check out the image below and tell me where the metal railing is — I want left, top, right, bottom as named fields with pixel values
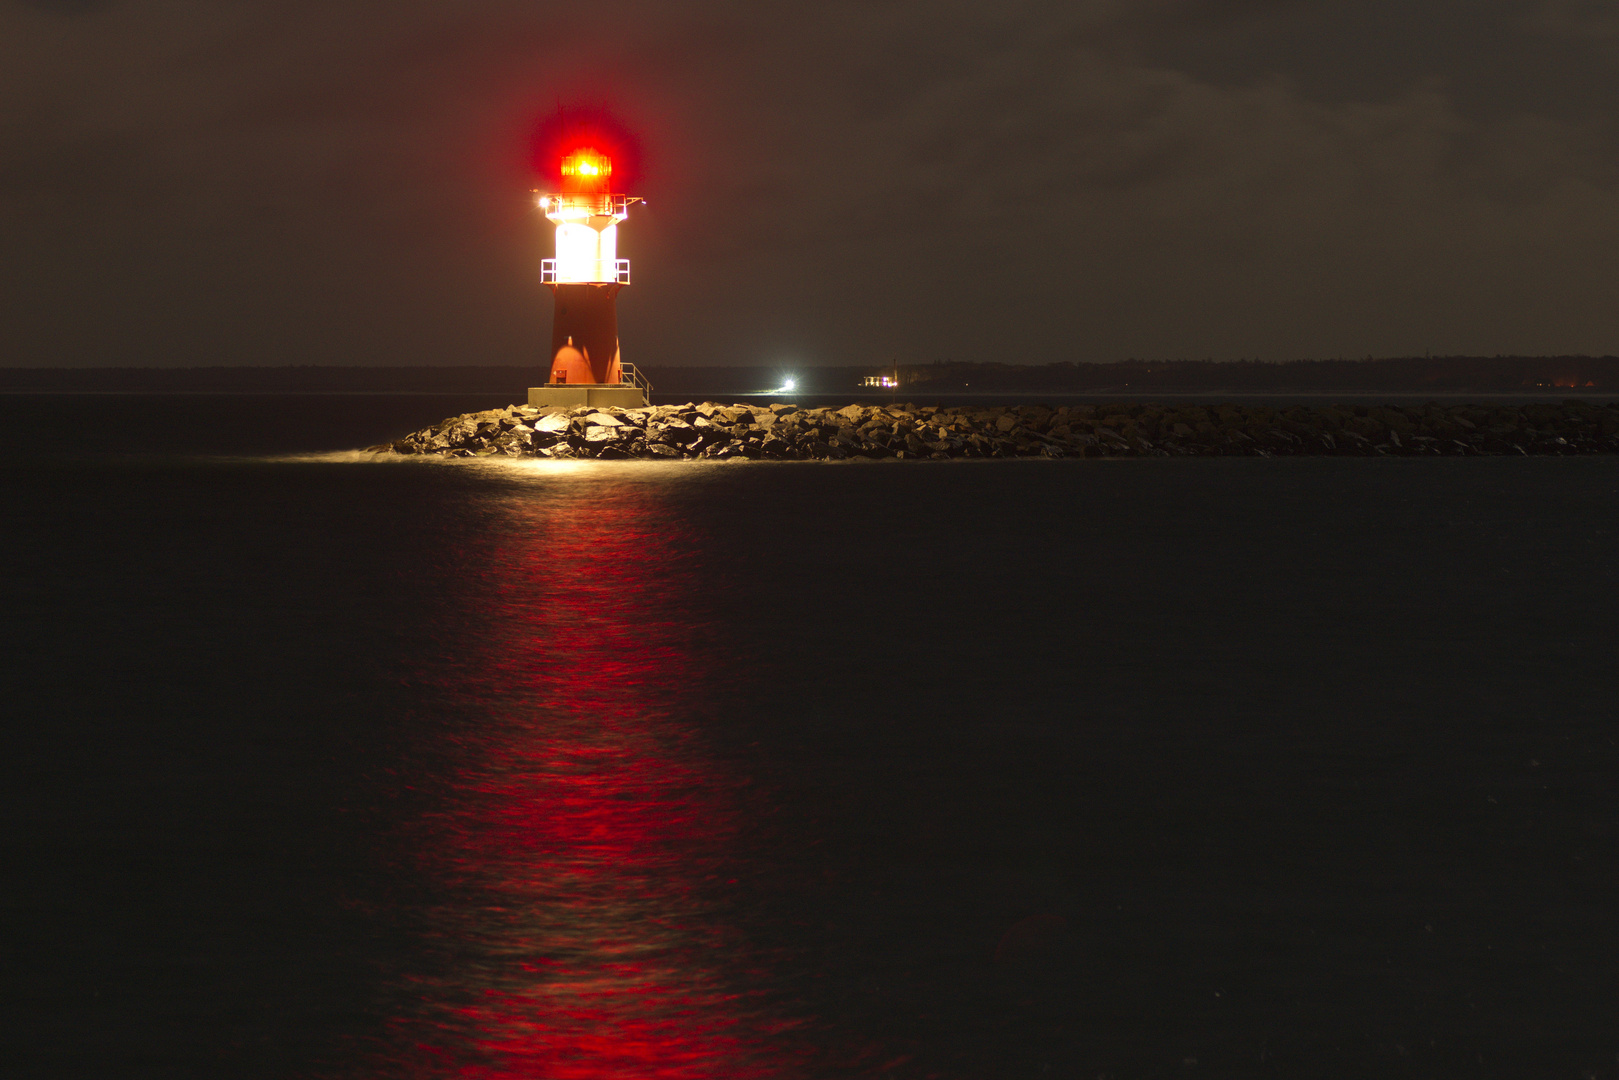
left=538, top=194, right=636, bottom=223
left=540, top=258, right=632, bottom=285
left=619, top=363, right=652, bottom=399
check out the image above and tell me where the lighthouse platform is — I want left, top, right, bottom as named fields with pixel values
left=529, top=362, right=652, bottom=408
left=528, top=383, right=648, bottom=409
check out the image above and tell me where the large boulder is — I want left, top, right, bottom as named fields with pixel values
left=654, top=419, right=699, bottom=444
left=584, top=426, right=630, bottom=445
left=533, top=414, right=571, bottom=434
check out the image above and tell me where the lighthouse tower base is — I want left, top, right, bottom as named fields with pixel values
left=528, top=384, right=648, bottom=409
left=531, top=280, right=647, bottom=408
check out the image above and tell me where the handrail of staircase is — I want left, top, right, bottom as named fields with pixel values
left=619, top=362, right=653, bottom=399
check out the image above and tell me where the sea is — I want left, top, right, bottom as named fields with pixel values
left=4, top=393, right=1619, bottom=1079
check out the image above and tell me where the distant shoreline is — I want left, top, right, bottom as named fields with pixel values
left=0, top=389, right=522, bottom=397
left=3, top=357, right=1617, bottom=397
left=6, top=391, right=1617, bottom=415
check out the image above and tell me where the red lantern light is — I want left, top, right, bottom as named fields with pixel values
left=559, top=148, right=612, bottom=192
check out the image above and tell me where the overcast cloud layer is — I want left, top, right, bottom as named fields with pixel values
left=4, top=0, right=1619, bottom=367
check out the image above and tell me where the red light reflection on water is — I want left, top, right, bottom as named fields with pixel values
left=371, top=472, right=804, bottom=1079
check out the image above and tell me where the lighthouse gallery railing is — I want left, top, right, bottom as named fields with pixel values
left=541, top=259, right=631, bottom=285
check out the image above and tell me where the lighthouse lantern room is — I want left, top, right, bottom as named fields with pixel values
left=528, top=147, right=649, bottom=409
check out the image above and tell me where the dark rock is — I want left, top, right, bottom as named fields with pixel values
left=657, top=419, right=700, bottom=444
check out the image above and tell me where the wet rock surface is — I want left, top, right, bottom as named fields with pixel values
left=367, top=400, right=1619, bottom=460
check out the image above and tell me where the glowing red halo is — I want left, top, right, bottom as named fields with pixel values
left=528, top=106, right=641, bottom=190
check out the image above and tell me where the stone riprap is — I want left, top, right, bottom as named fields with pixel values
left=367, top=400, right=1619, bottom=460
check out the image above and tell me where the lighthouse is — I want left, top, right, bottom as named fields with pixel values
left=528, top=147, right=650, bottom=409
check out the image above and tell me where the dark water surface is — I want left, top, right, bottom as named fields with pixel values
left=4, top=397, right=1619, bottom=1078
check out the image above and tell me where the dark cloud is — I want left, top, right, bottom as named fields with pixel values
left=1123, top=0, right=1619, bottom=121
left=12, top=0, right=116, bottom=13
left=3, top=0, right=1619, bottom=367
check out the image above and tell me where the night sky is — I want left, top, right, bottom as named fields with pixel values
left=5, top=0, right=1619, bottom=369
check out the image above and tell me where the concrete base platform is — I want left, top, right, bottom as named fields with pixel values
left=528, top=384, right=648, bottom=409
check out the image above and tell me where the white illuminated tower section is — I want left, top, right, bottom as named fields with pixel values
left=529, top=148, right=646, bottom=408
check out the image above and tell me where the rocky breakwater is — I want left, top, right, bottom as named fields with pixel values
left=368, top=400, right=1619, bottom=460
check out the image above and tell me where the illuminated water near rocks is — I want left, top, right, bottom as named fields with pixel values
left=360, top=473, right=807, bottom=1078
